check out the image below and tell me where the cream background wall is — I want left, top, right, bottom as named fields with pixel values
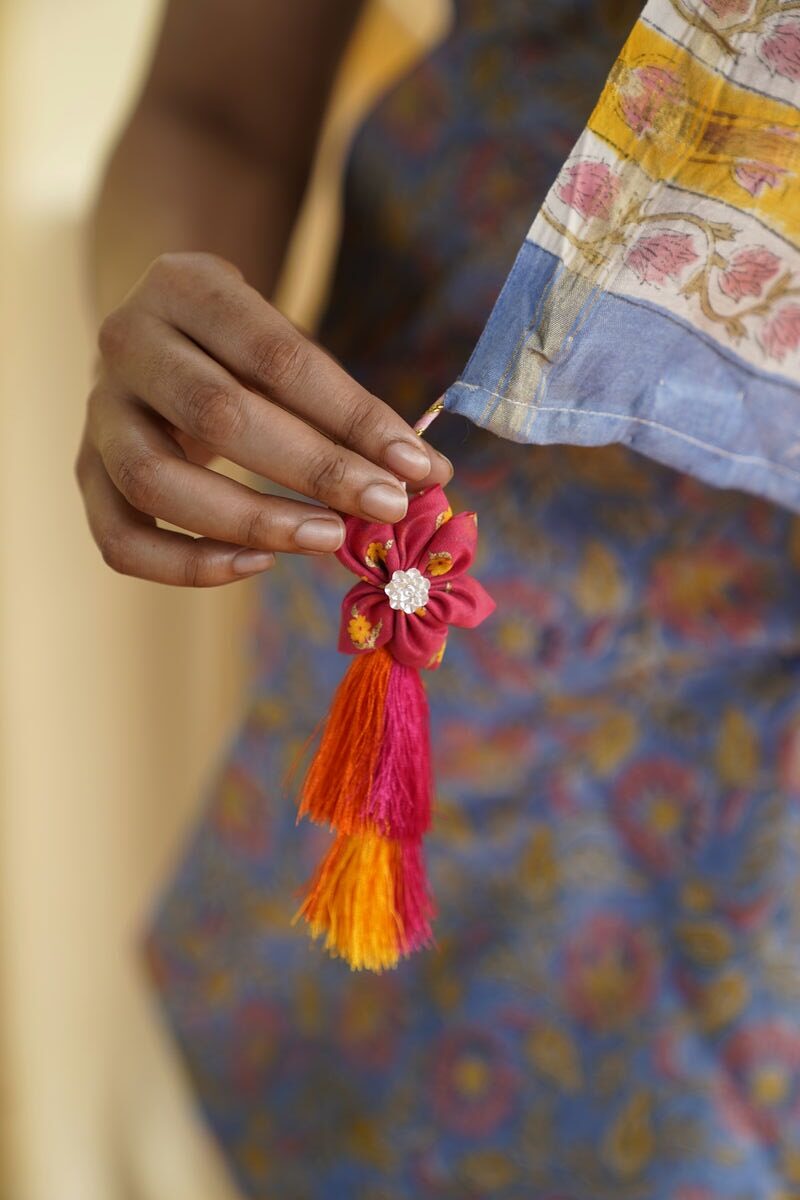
left=0, top=2, right=446, bottom=1197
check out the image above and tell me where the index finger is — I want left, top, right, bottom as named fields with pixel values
left=145, top=254, right=453, bottom=486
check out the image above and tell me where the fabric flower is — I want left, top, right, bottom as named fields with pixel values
left=555, top=159, right=620, bottom=221
left=337, top=485, right=495, bottom=669
left=719, top=246, right=781, bottom=301
left=759, top=19, right=800, bottom=82
left=625, top=230, right=699, bottom=286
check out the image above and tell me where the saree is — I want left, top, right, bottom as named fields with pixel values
left=146, top=3, right=800, bottom=1197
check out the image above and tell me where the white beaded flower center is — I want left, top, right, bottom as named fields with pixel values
left=384, top=567, right=430, bottom=614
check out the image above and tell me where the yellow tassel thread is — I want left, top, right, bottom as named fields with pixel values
left=292, top=831, right=402, bottom=971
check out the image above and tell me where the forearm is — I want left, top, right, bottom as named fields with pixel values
left=90, top=98, right=305, bottom=317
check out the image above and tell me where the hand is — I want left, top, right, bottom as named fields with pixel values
left=76, top=252, right=452, bottom=586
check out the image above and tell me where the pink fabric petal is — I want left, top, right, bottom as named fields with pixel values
left=338, top=582, right=394, bottom=656
left=390, top=610, right=448, bottom=670
left=422, top=510, right=478, bottom=580
left=337, top=518, right=399, bottom=582
left=426, top=575, right=496, bottom=629
left=394, top=485, right=452, bottom=569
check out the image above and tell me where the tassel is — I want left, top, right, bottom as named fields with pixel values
left=292, top=831, right=434, bottom=971
left=292, top=652, right=434, bottom=970
left=292, top=482, right=495, bottom=971
left=395, top=839, right=435, bottom=955
left=365, top=659, right=432, bottom=839
left=296, top=647, right=393, bottom=834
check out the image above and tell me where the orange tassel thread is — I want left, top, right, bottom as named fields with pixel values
left=296, top=647, right=393, bottom=834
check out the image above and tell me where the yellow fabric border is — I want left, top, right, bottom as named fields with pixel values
left=588, top=20, right=800, bottom=244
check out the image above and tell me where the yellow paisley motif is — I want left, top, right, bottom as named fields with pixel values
left=603, top=1091, right=654, bottom=1179
left=459, top=1149, right=517, bottom=1192
left=520, top=825, right=559, bottom=902
left=582, top=709, right=637, bottom=774
left=526, top=1022, right=582, bottom=1092
left=676, top=920, right=733, bottom=966
left=716, top=707, right=759, bottom=788
left=345, top=1116, right=392, bottom=1168
left=681, top=879, right=714, bottom=912
left=573, top=542, right=626, bottom=617
left=781, top=1144, right=800, bottom=1186
left=697, top=970, right=749, bottom=1033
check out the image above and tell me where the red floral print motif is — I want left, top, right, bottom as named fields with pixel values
left=555, top=159, right=620, bottom=221
left=648, top=540, right=768, bottom=643
left=336, top=484, right=494, bottom=670
left=465, top=576, right=566, bottom=690
left=625, top=230, right=699, bottom=286
left=759, top=19, right=800, bottom=81
left=430, top=1027, right=521, bottom=1136
left=717, top=1021, right=800, bottom=1143
left=230, top=999, right=285, bottom=1096
left=210, top=765, right=271, bottom=857
left=563, top=914, right=658, bottom=1033
left=761, top=303, right=800, bottom=361
left=612, top=757, right=709, bottom=873
left=732, top=159, right=788, bottom=196
left=719, top=247, right=781, bottom=301
left=617, top=65, right=683, bottom=136
left=335, top=975, right=401, bottom=1069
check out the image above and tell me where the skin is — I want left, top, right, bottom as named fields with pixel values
left=77, top=0, right=452, bottom=587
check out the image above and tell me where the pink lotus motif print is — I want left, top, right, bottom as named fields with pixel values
left=701, top=0, right=751, bottom=15
left=671, top=0, right=800, bottom=63
left=625, top=230, right=699, bottom=286
left=555, top=160, right=620, bottom=221
left=759, top=19, right=800, bottom=81
left=617, top=65, right=683, bottom=136
left=543, top=148, right=799, bottom=364
left=761, top=304, right=800, bottom=360
left=732, top=159, right=788, bottom=196
left=719, top=247, right=782, bottom=301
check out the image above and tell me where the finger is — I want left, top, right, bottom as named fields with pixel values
left=99, top=318, right=411, bottom=525
left=76, top=441, right=276, bottom=587
left=136, top=253, right=453, bottom=484
left=93, top=390, right=346, bottom=554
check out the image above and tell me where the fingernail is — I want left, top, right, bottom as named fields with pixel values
left=360, top=482, right=408, bottom=522
left=294, top=517, right=345, bottom=551
left=435, top=451, right=454, bottom=481
left=232, top=549, right=275, bottom=575
left=384, top=439, right=432, bottom=481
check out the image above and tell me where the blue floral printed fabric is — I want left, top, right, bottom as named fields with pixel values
left=146, top=3, right=800, bottom=1197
